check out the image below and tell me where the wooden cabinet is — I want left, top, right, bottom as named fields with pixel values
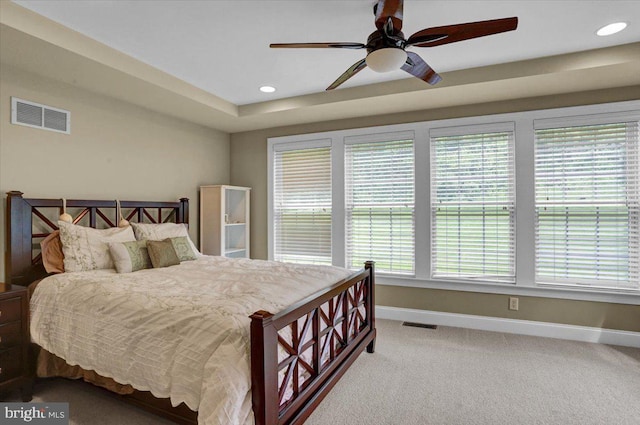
left=200, top=185, right=251, bottom=258
left=0, top=283, right=32, bottom=401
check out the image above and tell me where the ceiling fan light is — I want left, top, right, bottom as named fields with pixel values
left=366, top=48, right=407, bottom=73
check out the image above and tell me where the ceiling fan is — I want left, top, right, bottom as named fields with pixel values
left=270, top=0, right=518, bottom=90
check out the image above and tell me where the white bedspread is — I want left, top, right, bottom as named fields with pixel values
left=30, top=256, right=353, bottom=425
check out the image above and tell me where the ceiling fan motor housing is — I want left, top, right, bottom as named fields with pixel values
left=366, top=30, right=406, bottom=54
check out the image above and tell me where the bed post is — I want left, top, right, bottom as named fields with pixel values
left=179, top=197, right=189, bottom=225
left=365, top=261, right=376, bottom=353
left=250, top=310, right=279, bottom=425
left=6, top=191, right=31, bottom=286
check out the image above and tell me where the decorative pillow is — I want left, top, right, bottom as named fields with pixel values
left=40, top=230, right=65, bottom=274
left=130, top=222, right=200, bottom=256
left=147, top=239, right=180, bottom=268
left=108, top=240, right=152, bottom=273
left=58, top=221, right=136, bottom=272
left=169, top=236, right=197, bottom=262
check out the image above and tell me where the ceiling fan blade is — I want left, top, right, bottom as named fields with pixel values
left=326, top=58, right=368, bottom=90
left=270, top=42, right=365, bottom=49
left=407, top=17, right=518, bottom=47
left=401, top=52, right=442, bottom=85
left=375, top=0, right=403, bottom=35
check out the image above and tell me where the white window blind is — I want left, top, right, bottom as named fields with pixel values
left=273, top=146, right=332, bottom=264
left=345, top=137, right=415, bottom=274
left=535, top=119, right=639, bottom=290
left=430, top=126, right=516, bottom=282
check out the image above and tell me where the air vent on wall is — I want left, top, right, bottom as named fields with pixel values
left=11, top=97, right=70, bottom=134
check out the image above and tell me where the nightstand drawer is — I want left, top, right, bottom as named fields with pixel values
left=0, top=296, right=22, bottom=324
left=0, top=346, right=23, bottom=382
left=0, top=322, right=22, bottom=349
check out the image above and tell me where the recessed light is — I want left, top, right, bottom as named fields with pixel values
left=596, top=22, right=627, bottom=36
left=260, top=86, right=276, bottom=93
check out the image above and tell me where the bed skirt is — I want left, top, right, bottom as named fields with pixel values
left=36, top=347, right=135, bottom=395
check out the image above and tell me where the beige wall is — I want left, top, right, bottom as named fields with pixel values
left=0, top=63, right=230, bottom=279
left=378, top=286, right=640, bottom=332
left=230, top=85, right=640, bottom=332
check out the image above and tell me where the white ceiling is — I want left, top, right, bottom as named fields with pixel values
left=12, top=0, right=640, bottom=106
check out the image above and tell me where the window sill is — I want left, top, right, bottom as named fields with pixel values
left=376, top=275, right=640, bottom=305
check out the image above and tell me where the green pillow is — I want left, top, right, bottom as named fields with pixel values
left=109, top=240, right=152, bottom=273
left=169, top=236, right=197, bottom=262
left=147, top=239, right=180, bottom=268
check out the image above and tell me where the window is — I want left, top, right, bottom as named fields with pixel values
left=345, top=134, right=415, bottom=274
left=268, top=101, right=640, bottom=301
left=273, top=144, right=332, bottom=264
left=535, top=117, right=639, bottom=290
left=430, top=124, right=516, bottom=282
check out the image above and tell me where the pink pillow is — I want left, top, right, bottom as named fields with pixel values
left=40, top=230, right=65, bottom=274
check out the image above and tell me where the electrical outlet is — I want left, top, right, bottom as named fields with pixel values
left=509, top=297, right=519, bottom=311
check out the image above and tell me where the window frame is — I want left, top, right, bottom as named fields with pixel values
left=533, top=112, right=640, bottom=290
left=344, top=131, right=416, bottom=275
left=429, top=122, right=516, bottom=283
left=267, top=100, right=640, bottom=305
left=269, top=138, right=333, bottom=265
left=271, top=140, right=333, bottom=265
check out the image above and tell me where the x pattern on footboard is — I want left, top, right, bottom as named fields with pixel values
left=251, top=262, right=376, bottom=425
left=277, top=279, right=368, bottom=408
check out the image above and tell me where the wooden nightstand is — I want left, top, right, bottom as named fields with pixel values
left=0, top=283, right=33, bottom=401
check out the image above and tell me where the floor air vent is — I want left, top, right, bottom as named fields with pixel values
left=11, top=97, right=70, bottom=134
left=402, top=322, right=437, bottom=329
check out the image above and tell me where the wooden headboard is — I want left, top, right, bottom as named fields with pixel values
left=5, top=191, right=189, bottom=287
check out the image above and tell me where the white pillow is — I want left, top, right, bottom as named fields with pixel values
left=58, top=221, right=136, bottom=272
left=130, top=222, right=201, bottom=256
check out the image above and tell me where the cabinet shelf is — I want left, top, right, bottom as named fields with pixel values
left=200, top=185, right=251, bottom=258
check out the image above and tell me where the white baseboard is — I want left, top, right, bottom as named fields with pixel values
left=376, top=306, right=640, bottom=348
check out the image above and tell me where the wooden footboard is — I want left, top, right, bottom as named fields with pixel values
left=250, top=262, right=376, bottom=425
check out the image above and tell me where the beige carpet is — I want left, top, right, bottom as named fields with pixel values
left=4, top=319, right=639, bottom=425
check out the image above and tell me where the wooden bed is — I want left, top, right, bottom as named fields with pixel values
left=5, top=191, right=376, bottom=425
